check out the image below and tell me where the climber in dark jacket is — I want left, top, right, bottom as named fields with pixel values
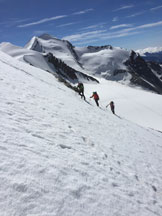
left=106, top=101, right=115, bottom=114
left=77, top=83, right=86, bottom=100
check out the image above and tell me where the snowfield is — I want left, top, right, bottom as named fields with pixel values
left=0, top=51, right=162, bottom=216
left=75, top=47, right=129, bottom=77
left=85, top=79, right=162, bottom=132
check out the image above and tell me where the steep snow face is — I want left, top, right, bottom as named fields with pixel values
left=1, top=51, right=162, bottom=216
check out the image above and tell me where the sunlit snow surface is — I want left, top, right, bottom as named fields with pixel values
left=0, top=51, right=162, bottom=216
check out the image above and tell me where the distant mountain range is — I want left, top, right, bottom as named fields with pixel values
left=136, top=47, right=162, bottom=64
left=0, top=34, right=162, bottom=94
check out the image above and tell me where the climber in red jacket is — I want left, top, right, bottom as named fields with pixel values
left=90, top=92, right=99, bottom=107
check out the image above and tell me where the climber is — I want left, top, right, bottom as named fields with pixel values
left=106, top=101, right=115, bottom=114
left=90, top=92, right=100, bottom=106
left=77, top=82, right=86, bottom=100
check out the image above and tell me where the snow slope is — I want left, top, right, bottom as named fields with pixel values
left=0, top=51, right=162, bottom=216
left=85, top=79, right=162, bottom=132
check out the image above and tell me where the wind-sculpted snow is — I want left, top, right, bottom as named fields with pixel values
left=0, top=51, right=162, bottom=216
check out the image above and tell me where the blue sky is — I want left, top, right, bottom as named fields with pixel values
left=0, top=0, right=162, bottom=50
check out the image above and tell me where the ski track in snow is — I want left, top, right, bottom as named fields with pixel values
left=0, top=52, right=162, bottom=216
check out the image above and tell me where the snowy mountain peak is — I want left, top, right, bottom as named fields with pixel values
left=129, top=50, right=139, bottom=60
left=25, top=35, right=62, bottom=52
left=87, top=45, right=113, bottom=52
left=38, top=33, right=59, bottom=41
left=38, top=34, right=75, bottom=50
left=25, top=36, right=39, bottom=49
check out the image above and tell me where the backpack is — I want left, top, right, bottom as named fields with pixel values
left=78, top=83, right=83, bottom=89
left=110, top=101, right=114, bottom=107
left=93, top=92, right=99, bottom=100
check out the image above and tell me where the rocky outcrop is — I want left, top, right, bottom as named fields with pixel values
left=87, top=45, right=113, bottom=52
left=124, top=51, right=162, bottom=94
left=46, top=53, right=99, bottom=84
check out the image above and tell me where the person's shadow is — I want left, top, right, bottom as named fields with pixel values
left=84, top=99, right=92, bottom=105
left=114, top=114, right=122, bottom=119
